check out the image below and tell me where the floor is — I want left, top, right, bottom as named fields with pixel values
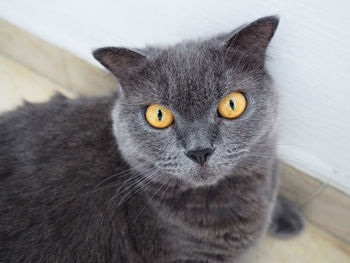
left=1, top=52, right=350, bottom=262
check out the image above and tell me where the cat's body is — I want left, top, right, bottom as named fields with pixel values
left=0, top=95, right=276, bottom=262
left=0, top=17, right=303, bottom=262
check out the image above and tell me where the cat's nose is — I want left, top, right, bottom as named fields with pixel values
left=186, top=148, right=213, bottom=166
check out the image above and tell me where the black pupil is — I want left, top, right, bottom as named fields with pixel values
left=157, top=109, right=163, bottom=121
left=229, top=99, right=235, bottom=110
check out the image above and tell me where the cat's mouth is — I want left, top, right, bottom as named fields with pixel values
left=151, top=152, right=233, bottom=188
left=184, top=165, right=224, bottom=187
left=191, top=173, right=221, bottom=187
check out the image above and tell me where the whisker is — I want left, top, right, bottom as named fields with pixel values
left=135, top=180, right=166, bottom=220
left=116, top=171, right=163, bottom=207
left=109, top=168, right=160, bottom=207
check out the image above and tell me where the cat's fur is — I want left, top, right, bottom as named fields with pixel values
left=0, top=16, right=304, bottom=262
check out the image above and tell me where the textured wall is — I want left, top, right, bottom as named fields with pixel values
left=1, top=0, right=349, bottom=194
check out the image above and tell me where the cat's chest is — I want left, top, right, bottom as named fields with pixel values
left=152, top=189, right=271, bottom=262
left=139, top=175, right=275, bottom=262
left=159, top=210, right=254, bottom=263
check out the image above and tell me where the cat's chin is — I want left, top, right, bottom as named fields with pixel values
left=182, top=168, right=224, bottom=188
left=188, top=177, right=220, bottom=188
left=146, top=162, right=231, bottom=189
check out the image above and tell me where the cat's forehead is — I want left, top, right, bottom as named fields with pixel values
left=151, top=47, right=218, bottom=102
left=146, top=44, right=254, bottom=113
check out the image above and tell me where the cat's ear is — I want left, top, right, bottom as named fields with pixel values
left=93, top=47, right=147, bottom=82
left=224, top=16, right=279, bottom=62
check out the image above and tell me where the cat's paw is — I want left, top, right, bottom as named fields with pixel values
left=269, top=197, right=305, bottom=238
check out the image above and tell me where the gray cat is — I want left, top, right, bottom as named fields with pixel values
left=0, top=16, right=304, bottom=262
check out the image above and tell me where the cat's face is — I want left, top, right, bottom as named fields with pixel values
left=95, top=16, right=279, bottom=187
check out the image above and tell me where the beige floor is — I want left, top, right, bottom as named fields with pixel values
left=1, top=52, right=350, bottom=263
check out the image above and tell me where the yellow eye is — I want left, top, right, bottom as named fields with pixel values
left=217, top=92, right=246, bottom=119
left=145, top=104, right=174, bottom=128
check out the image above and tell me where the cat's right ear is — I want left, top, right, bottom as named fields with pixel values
left=223, top=16, right=279, bottom=63
left=93, top=47, right=147, bottom=82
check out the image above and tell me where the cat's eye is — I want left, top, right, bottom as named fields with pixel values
left=217, top=92, right=246, bottom=119
left=145, top=104, right=174, bottom=129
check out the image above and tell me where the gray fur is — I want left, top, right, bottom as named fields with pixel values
left=0, top=16, right=303, bottom=262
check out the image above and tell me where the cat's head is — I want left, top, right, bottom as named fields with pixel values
left=94, top=16, right=279, bottom=188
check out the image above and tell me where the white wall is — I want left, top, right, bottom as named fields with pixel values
left=1, top=0, right=350, bottom=194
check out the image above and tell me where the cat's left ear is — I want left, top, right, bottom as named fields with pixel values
left=93, top=47, right=147, bottom=83
left=224, top=16, right=279, bottom=62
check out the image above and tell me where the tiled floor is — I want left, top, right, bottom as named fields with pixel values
left=241, top=223, right=350, bottom=263
left=1, top=53, right=350, bottom=263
